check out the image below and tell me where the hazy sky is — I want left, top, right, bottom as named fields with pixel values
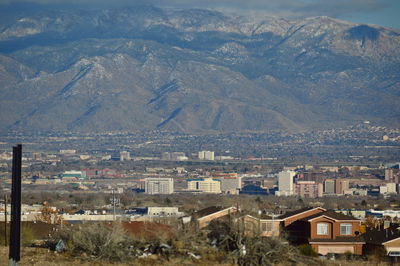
left=1, top=0, right=400, bottom=29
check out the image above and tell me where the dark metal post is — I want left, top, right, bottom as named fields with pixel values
left=9, top=144, right=22, bottom=266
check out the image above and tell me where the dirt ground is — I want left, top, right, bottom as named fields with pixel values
left=1, top=247, right=103, bottom=265
left=0, top=246, right=395, bottom=266
left=0, top=246, right=222, bottom=266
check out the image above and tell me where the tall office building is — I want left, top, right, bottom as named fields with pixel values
left=187, top=178, right=221, bottom=193
left=335, top=179, right=349, bottom=195
left=385, top=169, right=394, bottom=181
left=295, top=181, right=323, bottom=198
left=120, top=151, right=130, bottom=161
left=276, top=170, right=296, bottom=196
left=324, top=179, right=336, bottom=194
left=145, top=178, right=174, bottom=194
left=216, top=173, right=242, bottom=194
left=198, top=151, right=215, bottom=160
left=387, top=183, right=397, bottom=194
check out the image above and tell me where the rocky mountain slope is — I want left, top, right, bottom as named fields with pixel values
left=1, top=4, right=399, bottom=133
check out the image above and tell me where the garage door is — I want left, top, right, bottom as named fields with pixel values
left=318, top=245, right=354, bottom=255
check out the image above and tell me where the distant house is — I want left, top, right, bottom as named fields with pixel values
left=239, top=214, right=281, bottom=237
left=192, top=206, right=238, bottom=229
left=364, top=224, right=400, bottom=257
left=285, top=210, right=364, bottom=255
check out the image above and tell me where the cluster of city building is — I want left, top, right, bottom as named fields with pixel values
left=145, top=172, right=242, bottom=195
left=141, top=166, right=400, bottom=198
left=276, top=170, right=349, bottom=197
left=22, top=164, right=400, bottom=198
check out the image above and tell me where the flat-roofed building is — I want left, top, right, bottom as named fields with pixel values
left=295, top=181, right=323, bottom=198
left=120, top=151, right=130, bottom=161
left=276, top=170, right=296, bottom=196
left=198, top=151, right=215, bottom=160
left=145, top=178, right=174, bottom=194
left=335, top=179, right=349, bottom=195
left=187, top=178, right=221, bottom=193
left=324, top=179, right=335, bottom=195
left=215, top=173, right=242, bottom=194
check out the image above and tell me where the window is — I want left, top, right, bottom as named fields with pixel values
left=317, top=223, right=329, bottom=235
left=340, top=223, right=352, bottom=235
left=261, top=222, right=273, bottom=231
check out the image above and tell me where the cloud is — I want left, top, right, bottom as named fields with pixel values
left=0, top=0, right=394, bottom=19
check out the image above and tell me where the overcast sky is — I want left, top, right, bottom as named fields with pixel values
left=1, top=0, right=400, bottom=29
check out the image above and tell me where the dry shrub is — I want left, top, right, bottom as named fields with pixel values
left=59, top=222, right=140, bottom=262
left=21, top=225, right=37, bottom=247
left=298, top=244, right=318, bottom=257
left=239, top=237, right=321, bottom=266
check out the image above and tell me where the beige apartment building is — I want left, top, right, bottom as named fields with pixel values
left=187, top=178, right=221, bottom=193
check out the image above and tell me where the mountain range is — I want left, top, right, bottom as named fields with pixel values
left=1, top=4, right=399, bottom=134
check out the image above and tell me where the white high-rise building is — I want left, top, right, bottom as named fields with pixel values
left=198, top=151, right=215, bottom=160
left=387, top=183, right=397, bottom=194
left=216, top=173, right=242, bottom=194
left=276, top=170, right=296, bottom=196
left=120, top=151, right=130, bottom=161
left=324, top=179, right=336, bottom=195
left=145, top=178, right=174, bottom=194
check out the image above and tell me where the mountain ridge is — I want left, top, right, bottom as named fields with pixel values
left=0, top=4, right=399, bottom=134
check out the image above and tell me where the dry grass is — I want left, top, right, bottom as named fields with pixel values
left=0, top=246, right=232, bottom=265
left=1, top=246, right=397, bottom=265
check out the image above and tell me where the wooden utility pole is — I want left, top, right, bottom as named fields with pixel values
left=9, top=144, right=22, bottom=266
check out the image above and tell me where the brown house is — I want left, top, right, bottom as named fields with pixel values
left=239, top=214, right=281, bottom=237
left=238, top=207, right=326, bottom=238
left=193, top=206, right=238, bottom=229
left=286, top=210, right=364, bottom=255
left=278, top=206, right=326, bottom=227
left=364, top=224, right=400, bottom=257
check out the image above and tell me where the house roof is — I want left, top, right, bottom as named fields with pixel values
left=242, top=213, right=274, bottom=220
left=301, top=210, right=359, bottom=222
left=259, top=213, right=273, bottom=220
left=192, top=206, right=236, bottom=219
left=365, top=224, right=400, bottom=245
left=277, top=207, right=325, bottom=220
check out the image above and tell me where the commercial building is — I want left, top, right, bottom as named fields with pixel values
left=215, top=173, right=242, bottom=194
left=60, top=149, right=76, bottom=155
left=295, top=181, right=323, bottom=198
left=62, top=170, right=85, bottom=179
left=187, top=178, right=221, bottom=193
left=198, top=151, right=215, bottom=160
left=147, top=207, right=184, bottom=217
left=380, top=183, right=397, bottom=195
left=323, top=179, right=335, bottom=195
left=335, top=179, right=349, bottom=195
left=385, top=168, right=400, bottom=183
left=120, top=151, right=131, bottom=161
left=161, top=152, right=188, bottom=161
left=276, top=170, right=296, bottom=196
left=385, top=169, right=394, bottom=181
left=144, top=178, right=174, bottom=195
